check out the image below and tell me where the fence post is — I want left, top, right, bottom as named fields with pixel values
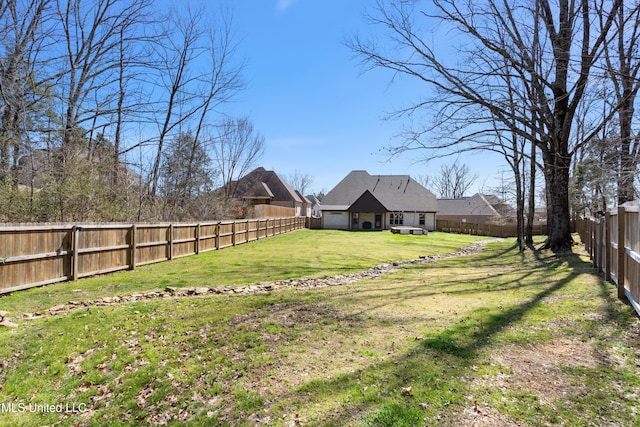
left=215, top=222, right=220, bottom=250
left=232, top=221, right=236, bottom=246
left=169, top=224, right=174, bottom=260
left=618, top=206, right=626, bottom=299
left=130, top=224, right=137, bottom=270
left=605, top=212, right=611, bottom=281
left=195, top=223, right=200, bottom=254
left=71, top=225, right=79, bottom=280
left=587, top=220, right=592, bottom=256
left=591, top=220, right=600, bottom=268
left=595, top=219, right=601, bottom=269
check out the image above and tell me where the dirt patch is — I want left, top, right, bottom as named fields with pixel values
left=454, top=338, right=605, bottom=426
left=479, top=338, right=603, bottom=403
left=452, top=404, right=529, bottom=427
left=229, top=302, right=345, bottom=329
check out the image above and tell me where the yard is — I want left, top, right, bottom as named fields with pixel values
left=0, top=230, right=639, bottom=426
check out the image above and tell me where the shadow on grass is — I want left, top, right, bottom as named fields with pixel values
left=282, top=242, right=598, bottom=426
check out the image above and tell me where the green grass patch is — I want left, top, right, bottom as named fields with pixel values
left=0, top=230, right=483, bottom=316
left=0, top=233, right=639, bottom=426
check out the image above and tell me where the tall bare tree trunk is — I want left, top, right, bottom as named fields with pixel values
left=525, top=140, right=537, bottom=245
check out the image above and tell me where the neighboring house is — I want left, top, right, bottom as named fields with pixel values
left=533, top=207, right=547, bottom=225
left=437, top=193, right=515, bottom=224
left=305, top=194, right=322, bottom=218
left=221, top=167, right=309, bottom=217
left=320, top=170, right=438, bottom=231
left=295, top=190, right=312, bottom=218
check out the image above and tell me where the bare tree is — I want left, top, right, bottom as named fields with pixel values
left=602, top=2, right=640, bottom=204
left=286, top=169, right=314, bottom=195
left=147, top=7, right=205, bottom=197
left=350, top=0, right=629, bottom=251
left=433, top=161, right=476, bottom=199
left=55, top=0, right=152, bottom=149
left=147, top=6, right=245, bottom=199
left=211, top=117, right=265, bottom=200
left=0, top=0, right=50, bottom=186
left=413, top=174, right=432, bottom=191
left=108, top=0, right=156, bottom=185
left=0, top=0, right=251, bottom=222
left=185, top=12, right=245, bottom=203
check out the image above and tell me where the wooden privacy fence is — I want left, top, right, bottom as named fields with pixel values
left=577, top=205, right=640, bottom=316
left=436, top=219, right=547, bottom=238
left=0, top=216, right=306, bottom=294
left=244, top=204, right=295, bottom=219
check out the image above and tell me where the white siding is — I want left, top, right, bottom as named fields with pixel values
left=423, top=213, right=436, bottom=230
left=322, top=211, right=349, bottom=229
left=386, top=212, right=436, bottom=231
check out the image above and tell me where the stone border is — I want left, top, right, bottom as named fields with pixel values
left=11, top=239, right=497, bottom=323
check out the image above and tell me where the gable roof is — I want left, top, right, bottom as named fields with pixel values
left=348, top=190, right=388, bottom=212
left=226, top=167, right=303, bottom=203
left=322, top=170, right=438, bottom=212
left=243, top=181, right=274, bottom=199
left=437, top=193, right=513, bottom=216
left=294, top=190, right=312, bottom=205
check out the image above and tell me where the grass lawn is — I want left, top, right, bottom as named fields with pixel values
left=0, top=230, right=484, bottom=316
left=0, top=230, right=639, bottom=426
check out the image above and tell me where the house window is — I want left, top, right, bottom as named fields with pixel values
left=390, top=213, right=403, bottom=225
left=352, top=212, right=359, bottom=225
left=419, top=213, right=425, bottom=225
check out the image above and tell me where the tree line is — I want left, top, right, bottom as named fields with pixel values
left=350, top=0, right=640, bottom=251
left=0, top=0, right=262, bottom=223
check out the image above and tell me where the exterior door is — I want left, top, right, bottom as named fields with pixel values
left=375, top=214, right=382, bottom=229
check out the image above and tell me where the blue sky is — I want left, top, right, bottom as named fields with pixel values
left=221, top=0, right=505, bottom=195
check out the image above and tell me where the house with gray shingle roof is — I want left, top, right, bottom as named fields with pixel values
left=320, top=170, right=438, bottom=230
left=437, top=193, right=515, bottom=224
left=220, top=167, right=310, bottom=217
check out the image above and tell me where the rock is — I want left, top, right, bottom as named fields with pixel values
left=401, top=386, right=413, bottom=396
left=48, top=305, right=67, bottom=314
left=17, top=240, right=493, bottom=320
left=0, top=319, right=18, bottom=328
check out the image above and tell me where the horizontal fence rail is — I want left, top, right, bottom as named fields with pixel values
left=0, top=217, right=306, bottom=294
left=436, top=219, right=548, bottom=238
left=577, top=206, right=640, bottom=316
